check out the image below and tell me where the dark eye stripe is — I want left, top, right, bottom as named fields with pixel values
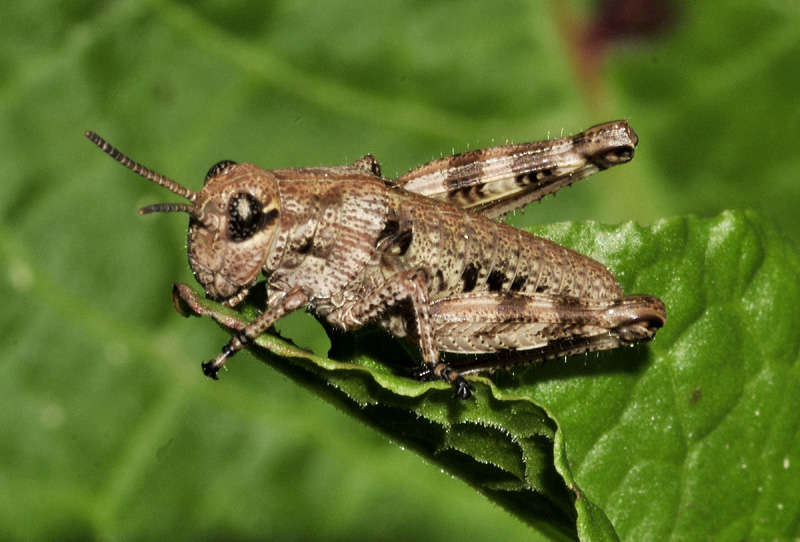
left=261, top=208, right=279, bottom=228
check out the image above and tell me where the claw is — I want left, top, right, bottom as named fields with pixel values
left=453, top=377, right=474, bottom=400
left=201, top=360, right=220, bottom=380
left=413, top=362, right=475, bottom=399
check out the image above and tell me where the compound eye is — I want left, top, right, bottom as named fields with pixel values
left=205, top=160, right=238, bottom=185
left=228, top=193, right=263, bottom=241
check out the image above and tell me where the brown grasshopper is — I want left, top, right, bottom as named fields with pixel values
left=86, top=121, right=665, bottom=399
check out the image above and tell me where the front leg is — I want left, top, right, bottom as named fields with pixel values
left=202, top=286, right=310, bottom=378
left=328, top=269, right=475, bottom=399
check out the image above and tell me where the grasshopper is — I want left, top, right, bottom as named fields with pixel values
left=86, top=121, right=665, bottom=399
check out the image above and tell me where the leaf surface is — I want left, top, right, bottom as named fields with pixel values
left=176, top=211, right=800, bottom=541
left=2, top=0, right=799, bottom=540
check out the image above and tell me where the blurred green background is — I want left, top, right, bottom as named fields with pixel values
left=1, top=0, right=799, bottom=540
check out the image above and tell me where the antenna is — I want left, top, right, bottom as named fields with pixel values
left=85, top=131, right=214, bottom=228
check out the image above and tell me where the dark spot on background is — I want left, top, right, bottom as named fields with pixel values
left=577, top=0, right=679, bottom=93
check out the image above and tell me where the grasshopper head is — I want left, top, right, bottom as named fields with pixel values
left=86, top=132, right=280, bottom=301
left=185, top=162, right=280, bottom=300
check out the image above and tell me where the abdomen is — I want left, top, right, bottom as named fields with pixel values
left=375, top=190, right=622, bottom=301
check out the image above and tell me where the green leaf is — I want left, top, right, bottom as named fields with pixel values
left=173, top=285, right=603, bottom=541
left=3, top=0, right=800, bottom=540
left=174, top=210, right=800, bottom=541
left=529, top=212, right=800, bottom=540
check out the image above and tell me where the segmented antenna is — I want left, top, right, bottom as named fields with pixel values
left=139, top=203, right=201, bottom=215
left=85, top=131, right=214, bottom=228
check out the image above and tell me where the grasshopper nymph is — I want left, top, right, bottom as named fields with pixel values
left=87, top=121, right=665, bottom=399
